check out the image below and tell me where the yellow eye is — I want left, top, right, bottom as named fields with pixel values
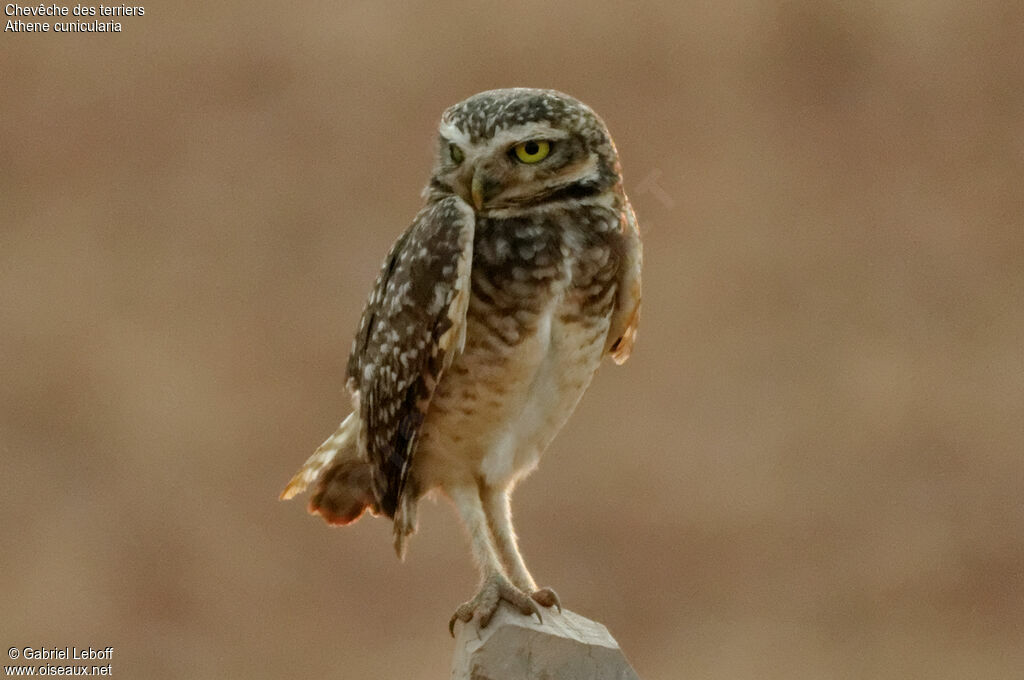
left=513, top=140, right=550, bottom=164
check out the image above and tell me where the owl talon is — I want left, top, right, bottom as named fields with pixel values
left=448, top=608, right=473, bottom=637
left=531, top=587, right=561, bottom=612
left=448, top=575, right=543, bottom=636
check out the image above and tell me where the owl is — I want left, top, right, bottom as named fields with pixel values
left=282, top=88, right=642, bottom=633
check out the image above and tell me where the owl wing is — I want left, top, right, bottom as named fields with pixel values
left=346, top=196, right=475, bottom=517
left=607, top=194, right=642, bottom=364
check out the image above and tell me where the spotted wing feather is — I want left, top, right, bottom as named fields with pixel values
left=346, top=196, right=475, bottom=517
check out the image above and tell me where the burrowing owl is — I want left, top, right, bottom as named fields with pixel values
left=282, top=88, right=642, bottom=633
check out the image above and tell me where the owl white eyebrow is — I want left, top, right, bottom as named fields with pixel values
left=438, top=122, right=472, bottom=148
left=438, top=121, right=570, bottom=149
left=489, top=123, right=568, bottom=148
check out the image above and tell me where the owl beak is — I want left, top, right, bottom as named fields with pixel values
left=471, top=172, right=485, bottom=211
left=470, top=169, right=499, bottom=211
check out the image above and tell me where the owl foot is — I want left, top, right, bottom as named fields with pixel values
left=531, top=586, right=562, bottom=612
left=448, top=575, right=543, bottom=636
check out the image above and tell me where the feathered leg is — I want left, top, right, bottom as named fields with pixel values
left=482, top=485, right=561, bottom=611
left=447, top=483, right=542, bottom=635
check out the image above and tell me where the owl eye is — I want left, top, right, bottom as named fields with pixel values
left=512, top=140, right=551, bottom=164
left=449, top=143, right=464, bottom=164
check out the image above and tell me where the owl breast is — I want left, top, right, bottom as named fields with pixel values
left=414, top=204, right=621, bottom=491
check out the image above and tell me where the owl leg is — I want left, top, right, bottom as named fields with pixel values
left=482, top=485, right=562, bottom=612
left=447, top=483, right=543, bottom=636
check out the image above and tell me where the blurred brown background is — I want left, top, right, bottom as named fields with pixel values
left=2, top=2, right=1022, bottom=678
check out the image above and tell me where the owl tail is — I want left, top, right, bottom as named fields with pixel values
left=280, top=412, right=377, bottom=525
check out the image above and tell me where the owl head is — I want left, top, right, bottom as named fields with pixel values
left=427, top=89, right=622, bottom=212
